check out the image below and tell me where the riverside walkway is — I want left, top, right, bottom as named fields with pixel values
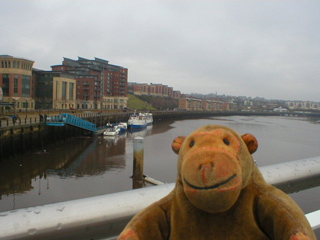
left=0, top=109, right=281, bottom=128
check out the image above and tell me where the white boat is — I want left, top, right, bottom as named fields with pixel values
left=128, top=112, right=147, bottom=129
left=139, top=112, right=153, bottom=125
left=103, top=126, right=120, bottom=136
left=117, top=122, right=128, bottom=132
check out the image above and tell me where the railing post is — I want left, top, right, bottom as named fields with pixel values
left=133, top=137, right=144, bottom=189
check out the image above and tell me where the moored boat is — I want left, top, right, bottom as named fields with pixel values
left=128, top=112, right=147, bottom=129
left=103, top=126, right=120, bottom=136
left=139, top=112, right=153, bottom=125
left=117, top=122, right=128, bottom=132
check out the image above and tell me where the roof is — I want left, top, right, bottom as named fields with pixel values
left=0, top=55, right=34, bottom=62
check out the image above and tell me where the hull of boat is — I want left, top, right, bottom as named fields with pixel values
left=129, top=123, right=147, bottom=129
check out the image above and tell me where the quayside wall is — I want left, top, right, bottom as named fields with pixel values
left=0, top=124, right=87, bottom=161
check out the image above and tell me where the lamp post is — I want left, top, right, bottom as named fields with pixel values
left=25, top=100, right=28, bottom=119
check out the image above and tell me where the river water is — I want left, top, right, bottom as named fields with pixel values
left=1, top=115, right=320, bottom=235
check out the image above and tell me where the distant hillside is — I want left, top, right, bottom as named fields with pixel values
left=128, top=94, right=178, bottom=110
left=127, top=94, right=155, bottom=110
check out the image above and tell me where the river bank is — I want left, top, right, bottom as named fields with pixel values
left=1, top=110, right=281, bottom=161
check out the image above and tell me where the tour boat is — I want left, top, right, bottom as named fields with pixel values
left=128, top=112, right=147, bottom=129
left=139, top=112, right=153, bottom=125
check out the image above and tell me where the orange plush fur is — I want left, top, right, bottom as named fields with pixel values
left=119, top=125, right=316, bottom=240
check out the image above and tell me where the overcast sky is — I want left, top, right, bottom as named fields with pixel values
left=1, top=1, right=320, bottom=101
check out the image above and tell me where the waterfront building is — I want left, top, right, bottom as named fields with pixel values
left=162, top=85, right=168, bottom=96
left=179, top=97, right=202, bottom=111
left=51, top=57, right=128, bottom=110
left=285, top=101, right=320, bottom=110
left=221, top=102, right=237, bottom=111
left=0, top=55, right=35, bottom=111
left=149, top=83, right=163, bottom=96
left=202, top=99, right=222, bottom=111
left=172, top=90, right=181, bottom=99
left=129, top=82, right=181, bottom=99
left=102, top=96, right=128, bottom=110
left=179, top=96, right=236, bottom=112
left=167, top=86, right=173, bottom=98
left=32, top=70, right=77, bottom=110
left=132, top=83, right=149, bottom=95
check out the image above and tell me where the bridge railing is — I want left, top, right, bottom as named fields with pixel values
left=0, top=157, right=320, bottom=240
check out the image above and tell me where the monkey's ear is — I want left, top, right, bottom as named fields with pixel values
left=172, top=136, right=186, bottom=154
left=241, top=133, right=258, bottom=154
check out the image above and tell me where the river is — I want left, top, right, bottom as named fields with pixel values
left=1, top=115, right=320, bottom=236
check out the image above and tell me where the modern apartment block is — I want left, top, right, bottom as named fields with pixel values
left=0, top=55, right=35, bottom=110
left=50, top=57, right=128, bottom=110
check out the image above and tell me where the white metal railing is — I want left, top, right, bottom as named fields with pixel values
left=0, top=157, right=320, bottom=240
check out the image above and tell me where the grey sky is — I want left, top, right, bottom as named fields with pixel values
left=1, top=1, right=320, bottom=101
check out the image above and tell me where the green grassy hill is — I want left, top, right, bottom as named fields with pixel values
left=127, top=94, right=155, bottom=110
left=127, top=94, right=178, bottom=110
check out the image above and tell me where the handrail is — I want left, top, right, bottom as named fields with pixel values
left=60, top=113, right=97, bottom=133
left=45, top=113, right=97, bottom=133
left=0, top=157, right=320, bottom=240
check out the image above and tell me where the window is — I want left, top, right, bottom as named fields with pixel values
left=22, top=75, right=31, bottom=97
left=2, top=74, right=9, bottom=96
left=14, top=75, right=18, bottom=97
left=69, top=83, right=74, bottom=100
left=62, top=82, right=67, bottom=100
left=22, top=102, right=28, bottom=108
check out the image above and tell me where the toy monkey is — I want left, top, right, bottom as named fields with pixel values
left=119, top=125, right=315, bottom=240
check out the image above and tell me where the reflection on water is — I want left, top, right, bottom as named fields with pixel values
left=0, top=122, right=177, bottom=211
left=0, top=137, right=94, bottom=198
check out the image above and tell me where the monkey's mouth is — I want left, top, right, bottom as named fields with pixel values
left=184, top=174, right=237, bottom=190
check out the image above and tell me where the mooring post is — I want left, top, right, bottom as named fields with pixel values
left=133, top=137, right=144, bottom=181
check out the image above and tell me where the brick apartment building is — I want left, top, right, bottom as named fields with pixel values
left=47, top=57, right=128, bottom=110
left=179, top=97, right=237, bottom=111
left=129, top=82, right=181, bottom=99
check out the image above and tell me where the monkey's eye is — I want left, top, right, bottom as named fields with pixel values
left=189, top=141, right=195, bottom=147
left=223, top=139, right=230, bottom=146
